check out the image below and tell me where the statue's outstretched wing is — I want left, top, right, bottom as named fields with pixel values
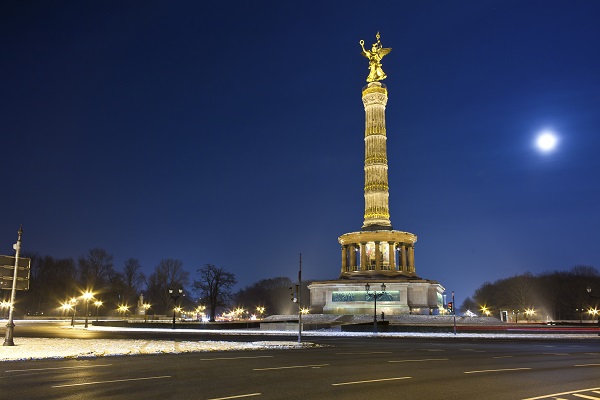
left=379, top=47, right=392, bottom=58
left=361, top=50, right=370, bottom=59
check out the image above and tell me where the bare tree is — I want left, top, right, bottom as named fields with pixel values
left=77, top=248, right=115, bottom=290
left=122, top=258, right=146, bottom=304
left=194, top=264, right=237, bottom=322
left=234, top=277, right=294, bottom=315
left=146, top=259, right=189, bottom=314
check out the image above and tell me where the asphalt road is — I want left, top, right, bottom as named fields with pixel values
left=2, top=323, right=600, bottom=399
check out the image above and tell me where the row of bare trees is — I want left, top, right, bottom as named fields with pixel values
left=461, top=266, right=600, bottom=321
left=10, top=248, right=238, bottom=319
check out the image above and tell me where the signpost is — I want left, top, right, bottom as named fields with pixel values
left=0, top=255, right=31, bottom=291
left=4, top=226, right=25, bottom=346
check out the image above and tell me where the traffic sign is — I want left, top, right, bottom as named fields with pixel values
left=0, top=277, right=29, bottom=291
left=0, top=255, right=30, bottom=291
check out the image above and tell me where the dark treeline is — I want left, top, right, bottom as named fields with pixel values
left=462, top=265, right=600, bottom=321
left=4, top=248, right=299, bottom=319
left=11, top=249, right=193, bottom=317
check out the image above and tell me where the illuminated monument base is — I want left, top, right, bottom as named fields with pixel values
left=308, top=229, right=445, bottom=315
left=308, top=279, right=443, bottom=315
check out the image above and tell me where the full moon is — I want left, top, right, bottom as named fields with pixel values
left=535, top=131, right=558, bottom=153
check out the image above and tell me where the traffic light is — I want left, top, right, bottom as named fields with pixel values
left=289, top=286, right=297, bottom=302
left=447, top=302, right=453, bottom=313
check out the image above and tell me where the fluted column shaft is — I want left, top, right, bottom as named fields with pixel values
left=362, top=82, right=392, bottom=230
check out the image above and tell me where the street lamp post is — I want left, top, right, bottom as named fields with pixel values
left=83, top=292, right=93, bottom=328
left=94, top=300, right=103, bottom=322
left=169, top=288, right=183, bottom=329
left=70, top=298, right=78, bottom=327
left=365, top=283, right=386, bottom=334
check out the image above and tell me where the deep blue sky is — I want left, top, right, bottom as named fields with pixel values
left=2, top=1, right=600, bottom=307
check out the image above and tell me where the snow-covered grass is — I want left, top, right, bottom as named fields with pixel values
left=1, top=323, right=598, bottom=362
left=0, top=337, right=314, bottom=361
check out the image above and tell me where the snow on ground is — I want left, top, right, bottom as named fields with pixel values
left=1, top=324, right=598, bottom=362
left=0, top=337, right=313, bottom=361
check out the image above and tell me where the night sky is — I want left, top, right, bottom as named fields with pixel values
left=2, top=1, right=600, bottom=307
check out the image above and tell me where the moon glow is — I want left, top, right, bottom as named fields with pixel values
left=535, top=131, right=558, bottom=153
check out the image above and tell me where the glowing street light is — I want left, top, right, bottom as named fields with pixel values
left=256, top=306, right=265, bottom=319
left=235, top=308, right=246, bottom=320
left=300, top=307, right=310, bottom=315
left=1, top=301, right=11, bottom=319
left=117, top=305, right=129, bottom=318
left=480, top=306, right=491, bottom=316
left=524, top=308, right=536, bottom=322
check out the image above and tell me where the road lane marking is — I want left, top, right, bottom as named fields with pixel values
left=542, top=353, right=570, bottom=356
left=200, top=356, right=273, bottom=361
left=335, top=351, right=392, bottom=355
left=388, top=358, right=449, bottom=363
left=207, top=394, right=261, bottom=400
left=572, top=394, right=600, bottom=399
left=575, top=363, right=600, bottom=367
left=493, top=356, right=514, bottom=359
left=51, top=375, right=171, bottom=388
left=6, top=364, right=112, bottom=373
left=464, top=367, right=531, bottom=374
left=332, top=377, right=412, bottom=386
left=253, top=364, right=329, bottom=371
left=522, top=387, right=600, bottom=400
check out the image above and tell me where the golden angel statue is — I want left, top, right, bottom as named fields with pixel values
left=359, top=32, right=392, bottom=82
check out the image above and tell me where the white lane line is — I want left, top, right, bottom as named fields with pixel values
left=6, top=364, right=112, bottom=373
left=542, top=353, right=570, bottom=356
left=522, top=387, right=600, bottom=400
left=332, top=377, right=412, bottom=386
left=51, top=375, right=171, bottom=388
left=253, top=364, right=329, bottom=371
left=388, top=358, right=449, bottom=363
left=335, top=351, right=392, bottom=355
left=575, top=363, right=600, bottom=367
left=464, top=367, right=531, bottom=374
left=207, top=393, right=261, bottom=400
left=572, top=394, right=600, bottom=399
left=493, top=356, right=514, bottom=359
left=200, top=356, right=274, bottom=361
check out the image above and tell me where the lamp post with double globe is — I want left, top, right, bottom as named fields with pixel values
left=365, top=282, right=386, bottom=334
left=82, top=292, right=93, bottom=328
left=169, top=288, right=183, bottom=329
left=94, top=300, right=103, bottom=322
